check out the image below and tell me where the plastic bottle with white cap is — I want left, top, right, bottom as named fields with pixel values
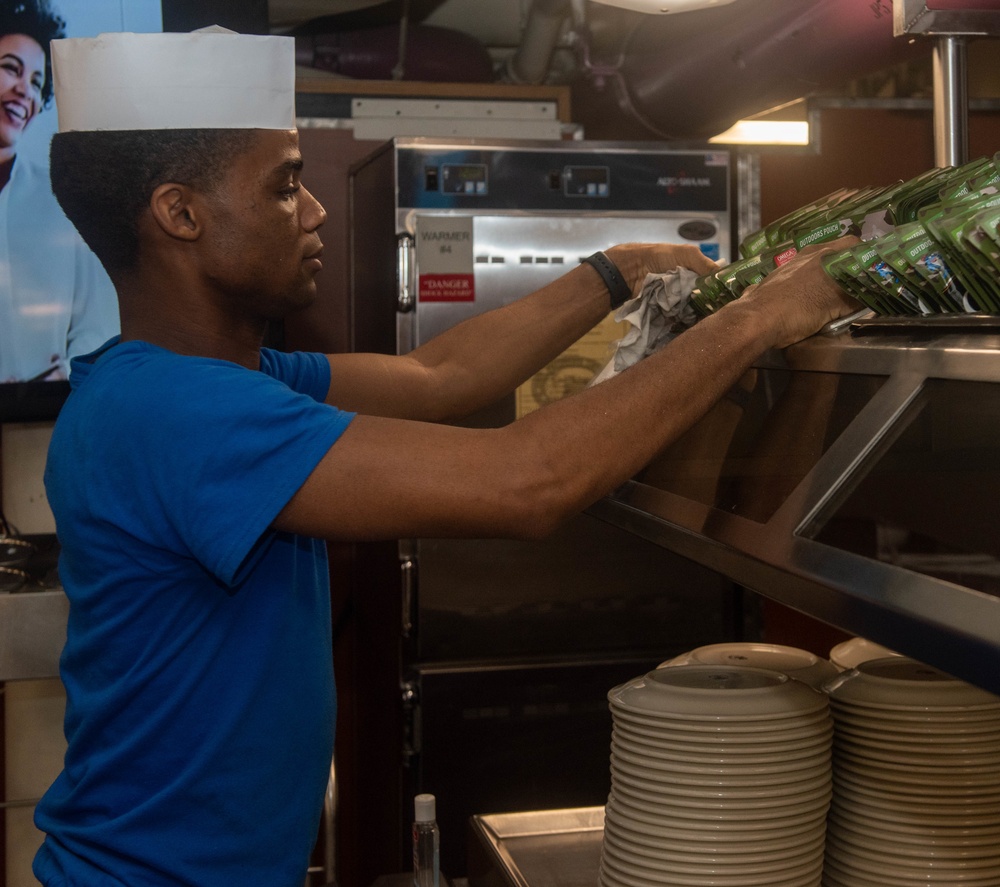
left=412, top=793, right=440, bottom=887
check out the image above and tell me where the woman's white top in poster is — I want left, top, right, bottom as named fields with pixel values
left=1, top=0, right=161, bottom=382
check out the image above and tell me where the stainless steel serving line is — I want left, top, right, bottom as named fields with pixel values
left=589, top=317, right=1000, bottom=696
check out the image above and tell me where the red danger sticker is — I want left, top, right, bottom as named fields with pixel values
left=419, top=273, right=475, bottom=302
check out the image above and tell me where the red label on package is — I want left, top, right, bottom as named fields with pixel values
left=774, top=246, right=798, bottom=266
left=419, top=273, right=475, bottom=302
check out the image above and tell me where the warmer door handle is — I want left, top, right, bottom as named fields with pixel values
left=397, top=234, right=415, bottom=314
left=400, top=555, right=417, bottom=639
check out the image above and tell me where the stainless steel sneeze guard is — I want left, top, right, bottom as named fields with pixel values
left=591, top=320, right=1000, bottom=696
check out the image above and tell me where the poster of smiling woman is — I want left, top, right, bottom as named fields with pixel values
left=0, top=0, right=159, bottom=385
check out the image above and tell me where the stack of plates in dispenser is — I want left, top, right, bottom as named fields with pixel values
left=828, top=637, right=902, bottom=671
left=659, top=642, right=840, bottom=690
left=823, top=657, right=1000, bottom=887
left=601, top=665, right=833, bottom=887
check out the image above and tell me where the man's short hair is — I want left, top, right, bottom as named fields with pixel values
left=49, top=129, right=257, bottom=274
left=0, top=0, right=65, bottom=107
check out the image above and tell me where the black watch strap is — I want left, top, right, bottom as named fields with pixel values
left=582, top=251, right=633, bottom=310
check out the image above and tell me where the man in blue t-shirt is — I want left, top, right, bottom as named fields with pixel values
left=35, top=29, right=859, bottom=887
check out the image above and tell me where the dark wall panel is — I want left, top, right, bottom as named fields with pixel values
left=161, top=0, right=269, bottom=34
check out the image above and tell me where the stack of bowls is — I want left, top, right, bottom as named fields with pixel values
left=601, top=665, right=833, bottom=887
left=659, top=643, right=839, bottom=690
left=823, top=657, right=1000, bottom=887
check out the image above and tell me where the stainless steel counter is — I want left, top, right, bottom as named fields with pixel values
left=589, top=317, right=1000, bottom=694
left=0, top=588, right=67, bottom=681
left=468, top=807, right=603, bottom=887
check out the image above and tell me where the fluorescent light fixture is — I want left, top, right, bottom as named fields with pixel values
left=588, top=0, right=739, bottom=13
left=708, top=119, right=811, bottom=146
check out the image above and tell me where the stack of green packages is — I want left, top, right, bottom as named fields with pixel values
left=690, top=154, right=1000, bottom=318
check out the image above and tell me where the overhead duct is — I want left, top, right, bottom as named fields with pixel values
left=582, top=0, right=932, bottom=139
left=504, top=0, right=573, bottom=85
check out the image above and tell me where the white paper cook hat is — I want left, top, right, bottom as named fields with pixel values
left=51, top=26, right=296, bottom=132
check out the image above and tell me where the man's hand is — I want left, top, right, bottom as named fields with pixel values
left=605, top=242, right=721, bottom=293
left=737, top=235, right=863, bottom=349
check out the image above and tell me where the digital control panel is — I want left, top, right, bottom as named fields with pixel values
left=441, top=163, right=489, bottom=195
left=403, top=145, right=730, bottom=214
left=563, top=165, right=610, bottom=198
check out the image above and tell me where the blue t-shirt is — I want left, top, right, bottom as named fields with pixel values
left=34, top=339, right=354, bottom=887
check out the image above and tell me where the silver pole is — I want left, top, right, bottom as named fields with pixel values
left=735, top=152, right=761, bottom=257
left=932, top=34, right=968, bottom=168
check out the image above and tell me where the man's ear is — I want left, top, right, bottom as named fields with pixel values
left=149, top=183, right=201, bottom=242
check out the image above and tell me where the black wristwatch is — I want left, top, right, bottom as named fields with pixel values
left=582, top=251, right=633, bottom=310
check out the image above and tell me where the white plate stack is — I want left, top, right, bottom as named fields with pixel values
left=828, top=637, right=902, bottom=671
left=601, top=665, right=833, bottom=887
left=823, top=657, right=1000, bottom=887
left=659, top=643, right=840, bottom=690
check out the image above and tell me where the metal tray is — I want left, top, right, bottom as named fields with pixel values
left=850, top=313, right=1000, bottom=335
left=468, top=807, right=603, bottom=887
